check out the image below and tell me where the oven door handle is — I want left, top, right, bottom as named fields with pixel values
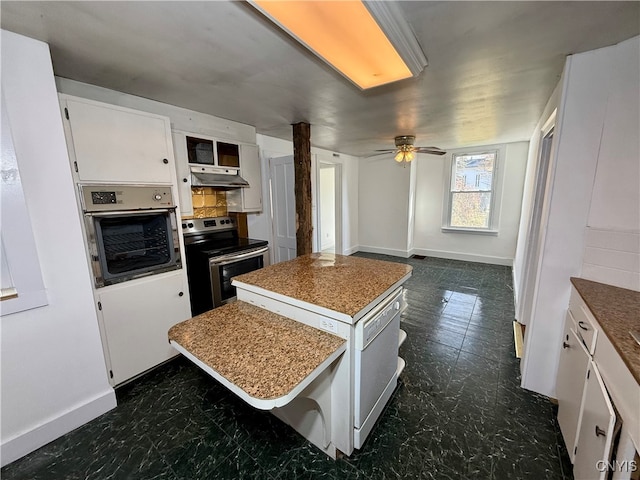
left=209, top=246, right=269, bottom=266
left=84, top=207, right=177, bottom=217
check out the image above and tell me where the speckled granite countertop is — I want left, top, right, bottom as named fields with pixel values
left=571, top=277, right=640, bottom=384
left=168, top=301, right=345, bottom=400
left=233, top=253, right=412, bottom=319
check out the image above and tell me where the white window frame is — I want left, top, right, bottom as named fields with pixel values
left=442, top=145, right=504, bottom=235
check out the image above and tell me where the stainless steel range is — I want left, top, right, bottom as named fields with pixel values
left=182, top=217, right=269, bottom=316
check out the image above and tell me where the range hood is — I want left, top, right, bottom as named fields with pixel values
left=190, top=165, right=249, bottom=189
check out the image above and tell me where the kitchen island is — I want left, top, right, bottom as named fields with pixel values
left=170, top=253, right=412, bottom=458
left=232, top=252, right=413, bottom=324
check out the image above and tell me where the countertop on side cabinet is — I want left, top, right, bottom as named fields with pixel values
left=571, top=277, right=640, bottom=384
left=168, top=301, right=345, bottom=400
left=233, top=253, right=413, bottom=320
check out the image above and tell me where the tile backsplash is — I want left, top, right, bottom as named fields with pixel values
left=187, top=187, right=228, bottom=219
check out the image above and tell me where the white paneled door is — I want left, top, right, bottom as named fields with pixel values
left=270, top=156, right=296, bottom=263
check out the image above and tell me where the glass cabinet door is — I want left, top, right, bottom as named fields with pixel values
left=216, top=142, right=240, bottom=168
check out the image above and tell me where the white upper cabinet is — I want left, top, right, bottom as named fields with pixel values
left=172, top=129, right=263, bottom=215
left=227, top=144, right=263, bottom=212
left=60, top=95, right=175, bottom=184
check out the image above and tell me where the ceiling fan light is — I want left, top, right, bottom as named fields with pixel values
left=406, top=151, right=415, bottom=162
left=394, top=151, right=405, bottom=162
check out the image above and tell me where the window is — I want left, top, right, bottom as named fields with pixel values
left=0, top=99, right=48, bottom=315
left=444, top=150, right=499, bottom=233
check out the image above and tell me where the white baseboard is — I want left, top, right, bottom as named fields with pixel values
left=343, top=245, right=359, bottom=256
left=412, top=248, right=513, bottom=266
left=1, top=388, right=116, bottom=467
left=356, top=245, right=413, bottom=259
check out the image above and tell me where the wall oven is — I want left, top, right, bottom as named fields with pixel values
left=183, top=217, right=269, bottom=316
left=80, top=184, right=182, bottom=288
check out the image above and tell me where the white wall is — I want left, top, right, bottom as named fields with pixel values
left=587, top=37, right=640, bottom=233
left=56, top=78, right=256, bottom=144
left=358, top=157, right=413, bottom=257
left=412, top=142, right=528, bottom=265
left=581, top=36, right=640, bottom=291
left=581, top=229, right=640, bottom=290
left=520, top=37, right=639, bottom=397
left=1, top=31, right=116, bottom=466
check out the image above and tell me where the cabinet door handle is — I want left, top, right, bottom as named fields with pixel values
left=578, top=321, right=589, bottom=331
left=163, top=158, right=169, bottom=164
left=562, top=341, right=570, bottom=349
left=183, top=177, right=188, bottom=183
left=595, top=426, right=606, bottom=437
left=178, top=291, right=184, bottom=297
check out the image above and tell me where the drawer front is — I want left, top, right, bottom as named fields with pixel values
left=569, top=288, right=598, bottom=355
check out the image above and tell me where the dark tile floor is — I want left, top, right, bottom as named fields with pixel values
left=2, top=254, right=573, bottom=480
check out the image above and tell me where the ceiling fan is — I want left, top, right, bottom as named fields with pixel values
left=369, top=135, right=447, bottom=163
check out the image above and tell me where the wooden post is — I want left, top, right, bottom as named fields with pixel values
left=293, top=122, right=313, bottom=256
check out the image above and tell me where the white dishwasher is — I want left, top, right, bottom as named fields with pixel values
left=354, top=287, right=404, bottom=448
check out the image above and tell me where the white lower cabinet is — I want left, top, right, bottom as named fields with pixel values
left=96, top=270, right=191, bottom=386
left=573, top=361, right=617, bottom=480
left=557, top=314, right=591, bottom=462
left=557, top=286, right=633, bottom=480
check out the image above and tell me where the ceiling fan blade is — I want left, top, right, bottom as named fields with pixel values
left=363, top=150, right=402, bottom=158
left=373, top=149, right=396, bottom=152
left=415, top=147, right=447, bottom=155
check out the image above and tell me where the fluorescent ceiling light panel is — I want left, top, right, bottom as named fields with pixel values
left=250, top=1, right=427, bottom=90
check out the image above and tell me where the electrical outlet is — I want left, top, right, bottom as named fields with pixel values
left=319, top=318, right=338, bottom=334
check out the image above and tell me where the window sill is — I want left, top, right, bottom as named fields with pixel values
left=1, top=288, right=18, bottom=301
left=441, top=227, right=499, bottom=236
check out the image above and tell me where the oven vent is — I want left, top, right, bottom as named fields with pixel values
left=190, top=166, right=249, bottom=189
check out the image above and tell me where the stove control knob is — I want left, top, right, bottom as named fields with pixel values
left=153, top=194, right=163, bottom=201
left=188, top=223, right=194, bottom=228
left=182, top=223, right=187, bottom=229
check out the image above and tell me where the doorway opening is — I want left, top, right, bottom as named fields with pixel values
left=519, top=117, right=555, bottom=328
left=318, top=162, right=342, bottom=254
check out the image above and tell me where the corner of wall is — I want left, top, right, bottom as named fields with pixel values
left=1, top=389, right=116, bottom=467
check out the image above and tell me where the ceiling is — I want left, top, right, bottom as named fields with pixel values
left=1, top=1, right=638, bottom=157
